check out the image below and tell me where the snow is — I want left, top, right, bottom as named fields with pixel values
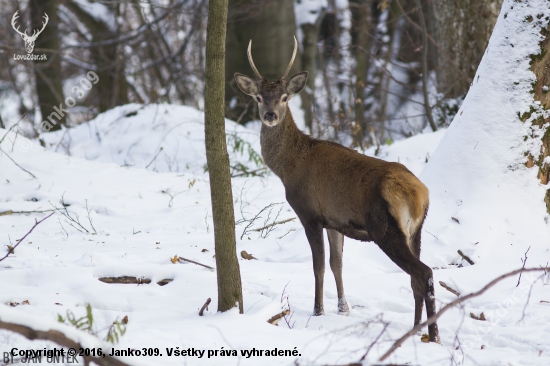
left=1, top=0, right=550, bottom=365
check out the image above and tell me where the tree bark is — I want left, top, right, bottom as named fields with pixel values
left=30, top=0, right=65, bottom=131
left=349, top=0, right=374, bottom=148
left=433, top=0, right=504, bottom=99
left=65, top=1, right=129, bottom=113
left=225, top=0, right=299, bottom=124
left=528, top=24, right=550, bottom=214
left=204, top=0, right=244, bottom=313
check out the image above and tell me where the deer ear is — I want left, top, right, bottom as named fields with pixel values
left=234, top=73, right=258, bottom=96
left=286, top=71, right=308, bottom=95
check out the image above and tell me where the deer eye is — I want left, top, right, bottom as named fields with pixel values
left=282, top=96, right=288, bottom=102
left=256, top=97, right=261, bottom=103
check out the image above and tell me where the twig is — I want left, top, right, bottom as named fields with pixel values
left=0, top=320, right=130, bottom=366
left=267, top=310, right=290, bottom=326
left=0, top=146, right=37, bottom=179
left=178, top=256, right=214, bottom=270
left=145, top=146, right=164, bottom=169
left=359, top=321, right=390, bottom=361
left=49, top=195, right=91, bottom=234
left=0, top=212, right=53, bottom=262
left=439, top=281, right=460, bottom=297
left=457, top=250, right=475, bottom=265
left=231, top=166, right=268, bottom=178
left=252, top=217, right=296, bottom=232
left=199, top=298, right=211, bottom=316
left=85, top=200, right=97, bottom=234
left=236, top=202, right=282, bottom=240
left=516, top=246, right=530, bottom=287
left=379, top=266, right=550, bottom=362
left=0, top=209, right=55, bottom=216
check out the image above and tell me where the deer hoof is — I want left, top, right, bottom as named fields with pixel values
left=338, top=298, right=350, bottom=316
left=313, top=305, right=324, bottom=316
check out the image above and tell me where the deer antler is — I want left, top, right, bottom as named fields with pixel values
left=29, top=13, right=48, bottom=41
left=282, top=36, right=298, bottom=80
left=247, top=40, right=263, bottom=80
left=11, top=11, right=27, bottom=38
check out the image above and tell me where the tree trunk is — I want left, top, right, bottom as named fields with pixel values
left=301, top=20, right=320, bottom=133
left=65, top=1, right=129, bottom=113
left=30, top=0, right=65, bottom=131
left=528, top=23, right=550, bottom=214
left=204, top=0, right=244, bottom=313
left=433, top=0, right=504, bottom=99
left=225, top=0, right=299, bottom=124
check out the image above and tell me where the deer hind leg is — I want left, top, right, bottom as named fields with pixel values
left=370, top=218, right=441, bottom=343
left=327, top=229, right=349, bottom=315
left=303, top=221, right=325, bottom=316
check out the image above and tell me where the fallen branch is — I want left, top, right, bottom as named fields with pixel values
left=267, top=310, right=290, bottom=326
left=379, top=266, right=550, bottom=362
left=0, top=212, right=53, bottom=262
left=439, top=281, right=460, bottom=297
left=178, top=256, right=214, bottom=270
left=0, top=320, right=130, bottom=366
left=98, top=277, right=173, bottom=286
left=0, top=146, right=37, bottom=179
left=457, top=250, right=475, bottom=265
left=251, top=217, right=296, bottom=232
left=0, top=209, right=55, bottom=217
left=199, top=298, right=211, bottom=316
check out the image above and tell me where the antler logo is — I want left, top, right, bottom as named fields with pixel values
left=11, top=10, right=49, bottom=54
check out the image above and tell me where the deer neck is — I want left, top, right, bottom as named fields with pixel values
left=260, top=106, right=308, bottom=179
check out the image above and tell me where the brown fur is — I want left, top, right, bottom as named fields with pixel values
left=235, top=65, right=440, bottom=343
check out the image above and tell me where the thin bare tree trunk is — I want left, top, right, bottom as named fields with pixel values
left=30, top=0, right=65, bottom=131
left=204, top=0, right=244, bottom=313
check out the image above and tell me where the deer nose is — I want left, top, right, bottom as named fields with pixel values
left=264, top=112, right=277, bottom=122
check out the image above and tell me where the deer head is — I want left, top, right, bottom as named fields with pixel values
left=234, top=37, right=308, bottom=127
left=12, top=11, right=49, bottom=54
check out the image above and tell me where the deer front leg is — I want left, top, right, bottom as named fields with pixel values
left=303, top=221, right=325, bottom=316
left=327, top=229, right=349, bottom=315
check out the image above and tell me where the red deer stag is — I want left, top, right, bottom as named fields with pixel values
left=234, top=38, right=440, bottom=343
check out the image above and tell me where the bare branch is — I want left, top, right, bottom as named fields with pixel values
left=379, top=266, right=550, bottom=362
left=199, top=298, right=211, bottom=316
left=0, top=212, right=53, bottom=263
left=178, top=256, right=214, bottom=270
left=439, top=281, right=460, bottom=297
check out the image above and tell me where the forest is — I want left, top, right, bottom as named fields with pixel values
left=0, top=0, right=550, bottom=365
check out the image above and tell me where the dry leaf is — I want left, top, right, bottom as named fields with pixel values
left=21, top=300, right=30, bottom=305
left=470, top=312, right=486, bottom=321
left=201, top=249, right=209, bottom=252
left=55, top=303, right=62, bottom=306
left=451, top=217, right=460, bottom=224
left=7, top=302, right=19, bottom=307
left=170, top=255, right=179, bottom=264
left=420, top=334, right=430, bottom=343
left=241, top=250, right=257, bottom=260
left=122, top=315, right=128, bottom=324
left=7, top=245, right=14, bottom=254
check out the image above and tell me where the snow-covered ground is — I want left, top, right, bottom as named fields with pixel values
left=1, top=1, right=550, bottom=365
